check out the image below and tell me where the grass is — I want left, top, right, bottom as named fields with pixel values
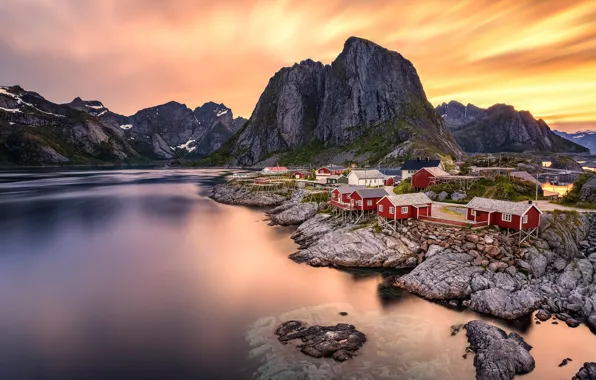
left=559, top=172, right=595, bottom=208
left=393, top=178, right=413, bottom=194
left=439, top=206, right=463, bottom=216
left=278, top=140, right=327, bottom=166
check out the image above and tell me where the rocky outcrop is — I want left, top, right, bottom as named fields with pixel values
left=574, top=362, right=596, bottom=380
left=269, top=202, right=319, bottom=226
left=464, top=320, right=535, bottom=380
left=539, top=211, right=590, bottom=259
left=437, top=101, right=587, bottom=153
left=549, top=155, right=584, bottom=171
left=579, top=175, right=596, bottom=203
left=290, top=221, right=420, bottom=268
left=210, top=183, right=288, bottom=207
left=275, top=320, right=366, bottom=362
left=219, top=36, right=462, bottom=166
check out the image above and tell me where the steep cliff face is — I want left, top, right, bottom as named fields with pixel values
left=437, top=101, right=588, bottom=153
left=225, top=37, right=462, bottom=166
left=0, top=86, right=137, bottom=164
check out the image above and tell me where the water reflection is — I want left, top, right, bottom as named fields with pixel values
left=0, top=169, right=594, bottom=380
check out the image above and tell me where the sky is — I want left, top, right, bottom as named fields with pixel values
left=0, top=0, right=595, bottom=132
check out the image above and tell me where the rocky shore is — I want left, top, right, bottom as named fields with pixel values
left=210, top=182, right=289, bottom=207
left=211, top=182, right=596, bottom=332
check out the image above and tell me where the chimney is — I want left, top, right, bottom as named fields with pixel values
left=528, top=200, right=533, bottom=204
left=425, top=157, right=429, bottom=162
left=416, top=157, right=421, bottom=162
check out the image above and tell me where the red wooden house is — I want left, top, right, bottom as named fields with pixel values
left=294, top=171, right=309, bottom=179
left=317, top=165, right=345, bottom=177
left=329, top=185, right=366, bottom=208
left=349, top=188, right=388, bottom=211
left=465, top=197, right=542, bottom=240
left=411, top=167, right=449, bottom=189
left=377, top=193, right=433, bottom=224
left=384, top=175, right=398, bottom=186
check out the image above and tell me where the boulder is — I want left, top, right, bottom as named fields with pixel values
left=269, top=202, right=318, bottom=226
left=464, top=288, right=543, bottom=320
left=451, top=192, right=467, bottom=201
left=465, top=320, right=535, bottom=380
left=573, top=362, right=596, bottom=380
left=535, top=309, right=552, bottom=321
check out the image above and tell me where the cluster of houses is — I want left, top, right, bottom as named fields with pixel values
left=293, top=165, right=398, bottom=187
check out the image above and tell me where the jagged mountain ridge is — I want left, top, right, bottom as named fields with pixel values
left=0, top=85, right=246, bottom=164
left=213, top=36, right=462, bottom=166
left=553, top=130, right=596, bottom=153
left=437, top=101, right=588, bottom=153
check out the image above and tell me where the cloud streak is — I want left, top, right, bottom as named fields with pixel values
left=0, top=0, right=594, bottom=132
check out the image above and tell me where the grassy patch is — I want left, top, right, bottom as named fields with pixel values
left=393, top=178, right=414, bottom=194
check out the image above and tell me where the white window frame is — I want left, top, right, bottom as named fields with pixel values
left=367, top=200, right=372, bottom=206
left=402, top=206, right=409, bottom=214
left=523, top=215, right=528, bottom=224
left=471, top=209, right=476, bottom=216
left=389, top=206, right=394, bottom=214
left=502, top=213, right=512, bottom=222
left=358, top=200, right=363, bottom=206
left=379, top=205, right=384, bottom=212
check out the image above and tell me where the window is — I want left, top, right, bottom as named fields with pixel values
left=471, top=209, right=476, bottom=216
left=389, top=206, right=394, bottom=214
left=402, top=206, right=409, bottom=214
left=523, top=215, right=528, bottom=224
left=367, top=200, right=372, bottom=206
left=358, top=200, right=363, bottom=206
left=502, top=213, right=512, bottom=222
left=379, top=205, right=384, bottom=212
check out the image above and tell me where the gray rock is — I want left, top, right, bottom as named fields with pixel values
left=573, top=362, right=596, bottom=380
left=464, top=320, right=535, bottom=380
left=437, top=191, right=449, bottom=201
left=535, top=309, right=552, bottom=321
left=210, top=183, right=288, bottom=207
left=395, top=251, right=483, bottom=300
left=464, top=288, right=543, bottom=320
left=451, top=191, right=467, bottom=201
left=425, top=244, right=443, bottom=258
left=270, top=202, right=318, bottom=226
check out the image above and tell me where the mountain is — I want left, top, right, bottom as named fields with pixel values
left=553, top=130, right=596, bottom=153
left=0, top=85, right=138, bottom=164
left=0, top=85, right=245, bottom=165
left=209, top=37, right=462, bottom=166
left=437, top=101, right=588, bottom=154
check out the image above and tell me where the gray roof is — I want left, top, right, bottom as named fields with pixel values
left=465, top=197, right=539, bottom=216
left=353, top=188, right=389, bottom=198
left=383, top=192, right=432, bottom=206
left=510, top=171, right=541, bottom=185
left=327, top=175, right=341, bottom=180
left=335, top=185, right=366, bottom=194
left=351, top=169, right=384, bottom=179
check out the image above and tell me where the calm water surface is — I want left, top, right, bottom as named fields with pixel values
left=0, top=169, right=594, bottom=379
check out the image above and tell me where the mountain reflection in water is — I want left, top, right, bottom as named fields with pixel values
left=0, top=169, right=594, bottom=380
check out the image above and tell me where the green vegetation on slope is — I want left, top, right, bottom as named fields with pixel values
left=559, top=172, right=596, bottom=209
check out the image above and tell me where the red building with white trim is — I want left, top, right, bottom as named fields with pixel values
left=465, top=197, right=542, bottom=231
left=411, top=167, right=449, bottom=189
left=349, top=188, right=388, bottom=211
left=317, top=165, right=345, bottom=177
left=330, top=185, right=366, bottom=208
left=377, top=193, right=433, bottom=221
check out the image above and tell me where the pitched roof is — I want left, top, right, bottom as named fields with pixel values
left=352, top=188, right=389, bottom=198
left=350, top=169, right=384, bottom=179
left=319, top=164, right=344, bottom=171
left=401, top=159, right=442, bottom=171
left=382, top=192, right=432, bottom=206
left=419, top=167, right=449, bottom=177
left=333, top=185, right=366, bottom=194
left=327, top=175, right=341, bottom=180
left=510, top=171, right=541, bottom=185
left=465, top=197, right=541, bottom=216
left=263, top=166, right=288, bottom=171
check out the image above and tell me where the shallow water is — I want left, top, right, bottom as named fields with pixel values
left=0, top=168, right=594, bottom=379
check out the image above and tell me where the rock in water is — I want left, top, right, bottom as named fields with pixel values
left=274, top=320, right=366, bottom=362
left=535, top=309, right=552, bottom=321
left=218, top=36, right=461, bottom=166
left=465, top=320, right=535, bottom=380
left=574, top=363, right=596, bottom=380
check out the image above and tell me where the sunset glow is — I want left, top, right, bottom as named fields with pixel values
left=0, top=0, right=594, bottom=131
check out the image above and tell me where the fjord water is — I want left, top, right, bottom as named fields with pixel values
left=0, top=169, right=594, bottom=380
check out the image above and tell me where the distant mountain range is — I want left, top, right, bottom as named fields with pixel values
left=0, top=85, right=246, bottom=165
left=553, top=130, right=596, bottom=153
left=1, top=37, right=591, bottom=166
left=436, top=101, right=588, bottom=154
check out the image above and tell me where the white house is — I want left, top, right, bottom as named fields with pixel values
left=400, top=158, right=443, bottom=180
left=347, top=169, right=385, bottom=187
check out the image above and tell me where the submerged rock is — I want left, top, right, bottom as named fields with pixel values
left=574, top=362, right=596, bottom=380
left=465, top=320, right=535, bottom=380
left=275, top=320, right=366, bottom=362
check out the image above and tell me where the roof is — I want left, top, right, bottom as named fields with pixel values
left=401, top=159, right=442, bottom=171
left=418, top=167, right=449, bottom=177
left=352, top=188, right=389, bottom=198
left=510, top=171, right=541, bottom=185
left=333, top=185, right=366, bottom=194
left=319, top=165, right=344, bottom=171
left=470, top=166, right=515, bottom=171
left=350, top=169, right=384, bottom=179
left=327, top=175, right=341, bottom=180
left=263, top=166, right=288, bottom=171
left=465, top=197, right=541, bottom=216
left=381, top=192, right=432, bottom=207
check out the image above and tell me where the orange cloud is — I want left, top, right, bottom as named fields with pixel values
left=0, top=0, right=594, bottom=132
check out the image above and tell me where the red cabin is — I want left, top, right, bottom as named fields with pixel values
left=317, top=165, right=345, bottom=176
left=384, top=176, right=397, bottom=186
left=411, top=167, right=449, bottom=190
left=465, top=197, right=542, bottom=231
left=329, top=185, right=366, bottom=208
left=349, top=188, right=389, bottom=211
left=377, top=193, right=433, bottom=221
left=294, top=171, right=309, bottom=179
